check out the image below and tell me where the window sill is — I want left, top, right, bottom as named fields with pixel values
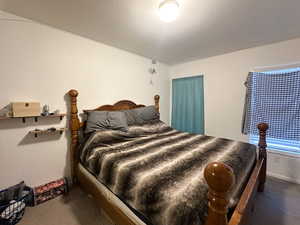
left=267, top=148, right=300, bottom=158
left=249, top=135, right=299, bottom=158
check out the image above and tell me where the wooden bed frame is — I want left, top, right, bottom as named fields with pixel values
left=68, top=89, right=268, bottom=225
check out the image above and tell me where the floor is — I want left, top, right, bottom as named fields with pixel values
left=247, top=177, right=300, bottom=225
left=19, top=187, right=114, bottom=225
left=19, top=177, right=300, bottom=225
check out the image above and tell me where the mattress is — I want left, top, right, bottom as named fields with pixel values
left=80, top=121, right=257, bottom=225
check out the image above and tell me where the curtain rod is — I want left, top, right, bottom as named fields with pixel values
left=253, top=61, right=300, bottom=71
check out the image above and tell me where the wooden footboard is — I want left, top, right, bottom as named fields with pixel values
left=228, top=158, right=264, bottom=225
left=204, top=123, right=268, bottom=225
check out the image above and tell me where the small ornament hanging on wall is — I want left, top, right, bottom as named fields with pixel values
left=149, top=59, right=157, bottom=85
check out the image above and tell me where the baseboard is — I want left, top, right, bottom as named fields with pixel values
left=267, top=172, right=300, bottom=185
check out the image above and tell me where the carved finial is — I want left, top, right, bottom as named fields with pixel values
left=257, top=123, right=269, bottom=132
left=154, top=95, right=160, bottom=113
left=257, top=122, right=269, bottom=150
left=205, top=162, right=235, bottom=194
left=69, top=89, right=78, bottom=97
left=204, top=162, right=235, bottom=225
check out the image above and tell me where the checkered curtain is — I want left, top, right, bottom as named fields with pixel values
left=242, top=70, right=300, bottom=141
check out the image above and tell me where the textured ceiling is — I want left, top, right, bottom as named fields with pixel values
left=1, top=0, right=300, bottom=64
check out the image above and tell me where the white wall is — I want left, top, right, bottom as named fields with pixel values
left=170, top=38, right=300, bottom=184
left=0, top=11, right=170, bottom=188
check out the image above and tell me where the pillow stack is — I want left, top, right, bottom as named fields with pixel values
left=85, top=106, right=159, bottom=133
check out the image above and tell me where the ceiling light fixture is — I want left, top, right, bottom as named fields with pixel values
left=158, top=0, right=180, bottom=23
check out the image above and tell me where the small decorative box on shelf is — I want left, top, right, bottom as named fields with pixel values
left=11, top=102, right=40, bottom=117
left=29, top=127, right=67, bottom=138
left=0, top=113, right=66, bottom=123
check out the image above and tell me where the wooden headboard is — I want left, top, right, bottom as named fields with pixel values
left=68, top=89, right=160, bottom=183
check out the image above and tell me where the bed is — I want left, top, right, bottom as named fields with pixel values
left=67, top=89, right=269, bottom=225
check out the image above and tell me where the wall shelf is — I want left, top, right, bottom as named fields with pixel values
left=29, top=128, right=67, bottom=138
left=0, top=113, right=66, bottom=123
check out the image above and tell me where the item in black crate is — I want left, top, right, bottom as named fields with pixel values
left=0, top=197, right=27, bottom=225
left=0, top=200, right=25, bottom=220
left=0, top=105, right=11, bottom=117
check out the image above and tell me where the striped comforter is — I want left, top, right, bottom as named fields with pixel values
left=80, top=121, right=257, bottom=225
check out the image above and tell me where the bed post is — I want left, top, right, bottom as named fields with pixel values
left=68, top=89, right=80, bottom=184
left=257, top=123, right=269, bottom=192
left=204, top=162, right=235, bottom=225
left=154, top=95, right=160, bottom=113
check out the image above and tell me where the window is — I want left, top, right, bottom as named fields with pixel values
left=243, top=67, right=300, bottom=154
left=249, top=135, right=300, bottom=154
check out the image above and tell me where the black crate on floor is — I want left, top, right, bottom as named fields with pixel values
left=0, top=183, right=32, bottom=225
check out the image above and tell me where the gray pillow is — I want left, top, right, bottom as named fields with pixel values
left=122, top=109, right=143, bottom=125
left=85, top=111, right=109, bottom=133
left=123, top=106, right=159, bottom=125
left=107, top=111, right=128, bottom=132
left=134, top=106, right=159, bottom=122
left=85, top=111, right=128, bottom=133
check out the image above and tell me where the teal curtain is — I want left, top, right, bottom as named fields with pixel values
left=171, top=76, right=204, bottom=134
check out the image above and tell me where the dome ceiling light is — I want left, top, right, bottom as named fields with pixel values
left=158, top=0, right=180, bottom=23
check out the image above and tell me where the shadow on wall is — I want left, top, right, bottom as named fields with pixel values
left=18, top=132, right=63, bottom=145
left=0, top=104, right=11, bottom=117
left=0, top=116, right=62, bottom=130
